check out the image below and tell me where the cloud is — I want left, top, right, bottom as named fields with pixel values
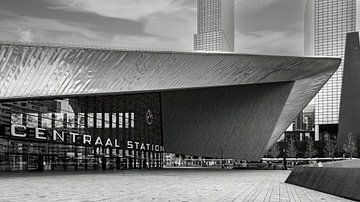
left=0, top=8, right=13, bottom=15
left=143, top=4, right=196, bottom=43
left=17, top=28, right=35, bottom=42
left=0, top=16, right=103, bottom=44
left=235, top=0, right=305, bottom=33
left=234, top=0, right=306, bottom=55
left=235, top=26, right=304, bottom=56
left=0, top=0, right=306, bottom=55
left=0, top=14, right=194, bottom=50
left=45, top=0, right=196, bottom=49
left=39, top=0, right=196, bottom=50
left=49, top=0, right=191, bottom=21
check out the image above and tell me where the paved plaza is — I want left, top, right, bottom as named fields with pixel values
left=0, top=169, right=352, bottom=202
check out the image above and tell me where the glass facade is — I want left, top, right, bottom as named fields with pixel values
left=314, top=0, right=357, bottom=125
left=309, top=0, right=359, bottom=138
left=0, top=93, right=163, bottom=172
left=194, top=0, right=234, bottom=51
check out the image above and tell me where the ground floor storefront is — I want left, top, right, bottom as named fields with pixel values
left=0, top=93, right=164, bottom=172
left=0, top=138, right=163, bottom=172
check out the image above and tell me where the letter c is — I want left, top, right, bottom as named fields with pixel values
left=11, top=125, right=27, bottom=137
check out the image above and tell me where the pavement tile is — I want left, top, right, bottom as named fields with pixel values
left=0, top=169, right=353, bottom=202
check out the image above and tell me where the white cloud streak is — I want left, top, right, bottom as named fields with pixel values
left=49, top=0, right=191, bottom=20
left=0, top=15, right=194, bottom=50
left=40, top=0, right=196, bottom=50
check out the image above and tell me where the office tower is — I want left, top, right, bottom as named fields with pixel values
left=194, top=0, right=234, bottom=52
left=305, top=0, right=360, bottom=140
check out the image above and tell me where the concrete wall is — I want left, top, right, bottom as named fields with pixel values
left=286, top=166, right=360, bottom=201
left=161, top=82, right=293, bottom=160
left=338, top=32, right=360, bottom=154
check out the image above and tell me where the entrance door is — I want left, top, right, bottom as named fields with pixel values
left=101, top=157, right=116, bottom=170
left=107, top=157, right=116, bottom=170
left=43, top=155, right=53, bottom=171
left=116, top=157, right=123, bottom=169
left=11, top=155, right=50, bottom=171
left=122, top=157, right=129, bottom=169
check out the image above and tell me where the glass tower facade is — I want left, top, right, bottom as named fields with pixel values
left=194, top=0, right=234, bottom=52
left=305, top=0, right=360, bottom=140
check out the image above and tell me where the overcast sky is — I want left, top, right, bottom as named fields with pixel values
left=0, top=0, right=306, bottom=55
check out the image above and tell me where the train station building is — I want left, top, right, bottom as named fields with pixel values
left=0, top=42, right=340, bottom=171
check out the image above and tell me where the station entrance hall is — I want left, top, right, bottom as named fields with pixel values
left=0, top=93, right=164, bottom=172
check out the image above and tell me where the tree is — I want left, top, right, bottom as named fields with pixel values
left=305, top=138, right=317, bottom=158
left=343, top=132, right=357, bottom=159
left=286, top=139, right=297, bottom=158
left=269, top=143, right=280, bottom=158
left=324, top=138, right=337, bottom=159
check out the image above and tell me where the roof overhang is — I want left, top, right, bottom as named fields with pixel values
left=0, top=42, right=340, bottom=100
left=0, top=42, right=341, bottom=153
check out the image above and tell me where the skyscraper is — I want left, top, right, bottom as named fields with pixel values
left=194, top=0, right=234, bottom=52
left=305, top=0, right=360, bottom=140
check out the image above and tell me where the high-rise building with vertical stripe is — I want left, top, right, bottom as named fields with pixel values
left=305, top=0, right=360, bottom=140
left=194, top=0, right=234, bottom=52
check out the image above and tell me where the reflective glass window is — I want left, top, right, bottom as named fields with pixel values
left=104, top=113, right=110, bottom=128
left=87, top=113, right=94, bottom=128
left=77, top=113, right=85, bottom=128
left=41, top=113, right=52, bottom=128
left=11, top=114, right=23, bottom=125
left=26, top=113, right=38, bottom=128
left=96, top=113, right=102, bottom=128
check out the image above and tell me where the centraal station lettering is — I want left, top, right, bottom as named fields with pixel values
left=9, top=124, right=164, bottom=152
